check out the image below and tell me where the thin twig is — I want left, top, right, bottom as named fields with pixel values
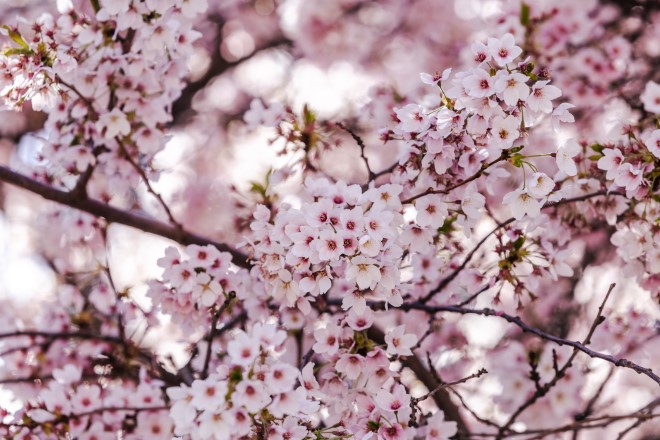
left=201, top=292, right=236, bottom=379
left=419, top=190, right=625, bottom=304
left=336, top=122, right=375, bottom=181
left=496, top=284, right=617, bottom=438
left=116, top=139, right=182, bottom=231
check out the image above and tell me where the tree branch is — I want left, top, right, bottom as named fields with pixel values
left=0, top=165, right=251, bottom=268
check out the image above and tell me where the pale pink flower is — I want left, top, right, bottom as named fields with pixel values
left=614, top=163, right=643, bottom=192
left=346, top=256, right=381, bottom=290
left=376, top=384, right=410, bottom=413
left=640, top=81, right=660, bottom=114
left=490, top=115, right=520, bottom=149
left=642, top=129, right=660, bottom=158
left=494, top=72, right=529, bottom=106
left=503, top=189, right=541, bottom=220
left=96, top=108, right=131, bottom=139
left=597, top=148, right=624, bottom=179
left=312, top=322, right=341, bottom=355
left=463, top=68, right=495, bottom=98
left=234, top=380, right=271, bottom=412
left=191, top=379, right=227, bottom=411
left=424, top=410, right=458, bottom=440
left=551, top=103, right=575, bottom=131
left=487, top=33, right=522, bottom=66
left=385, top=325, right=418, bottom=357
left=415, top=195, right=448, bottom=228
left=527, top=81, right=562, bottom=113
left=227, top=331, right=259, bottom=366
left=394, top=103, right=430, bottom=133
left=527, top=172, right=554, bottom=198
left=336, top=353, right=366, bottom=380
left=556, top=139, right=581, bottom=176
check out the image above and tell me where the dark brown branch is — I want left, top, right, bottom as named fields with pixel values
left=171, top=32, right=291, bottom=124
left=330, top=298, right=660, bottom=386
left=0, top=165, right=251, bottom=268
left=409, top=368, right=488, bottom=427
left=201, top=292, right=236, bottom=379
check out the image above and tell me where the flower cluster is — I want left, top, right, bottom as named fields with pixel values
left=0, top=0, right=203, bottom=199
left=0, top=0, right=659, bottom=437
left=386, top=33, right=571, bottom=225
left=247, top=177, right=406, bottom=314
left=167, top=323, right=318, bottom=440
left=148, top=244, right=244, bottom=328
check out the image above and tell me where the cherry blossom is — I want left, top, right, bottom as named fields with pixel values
left=0, top=2, right=657, bottom=439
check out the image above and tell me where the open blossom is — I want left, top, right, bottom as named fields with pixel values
left=336, top=353, right=365, bottom=380
left=494, top=72, right=530, bottom=106
left=640, top=81, right=660, bottom=114
left=376, top=384, right=410, bottom=414
left=597, top=148, right=624, bottom=179
left=551, top=103, right=575, bottom=131
left=614, top=163, right=643, bottom=192
left=96, top=108, right=131, bottom=139
left=527, top=81, right=562, bottom=113
left=527, top=172, right=554, bottom=198
left=227, top=331, right=259, bottom=366
left=556, top=139, right=581, bottom=176
left=420, top=67, right=451, bottom=85
left=385, top=325, right=418, bottom=356
left=394, top=103, right=430, bottom=132
left=487, top=33, right=522, bottom=66
left=642, top=129, right=660, bottom=158
left=346, top=255, right=381, bottom=290
left=503, top=189, right=542, bottom=220
left=244, top=99, right=285, bottom=128
left=312, top=322, right=341, bottom=355
left=415, top=195, right=448, bottom=228
left=490, top=115, right=520, bottom=149
left=424, top=411, right=458, bottom=440
left=471, top=40, right=492, bottom=63
left=463, top=68, right=495, bottom=98
left=233, top=380, right=271, bottom=412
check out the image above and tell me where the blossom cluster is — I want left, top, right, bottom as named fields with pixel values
left=247, top=177, right=407, bottom=314
left=0, top=0, right=658, bottom=438
left=148, top=244, right=245, bottom=328
left=0, top=0, right=204, bottom=199
left=387, top=33, right=575, bottom=224
left=167, top=323, right=319, bottom=440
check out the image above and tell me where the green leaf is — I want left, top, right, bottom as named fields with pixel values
left=513, top=236, right=525, bottom=250
left=2, top=25, right=30, bottom=50
left=520, top=2, right=531, bottom=26
left=249, top=182, right=266, bottom=197
left=510, top=153, right=524, bottom=168
left=437, top=216, right=456, bottom=234
left=590, top=143, right=605, bottom=153
left=588, top=154, right=603, bottom=161
left=2, top=47, right=33, bottom=56
left=303, top=104, right=316, bottom=126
